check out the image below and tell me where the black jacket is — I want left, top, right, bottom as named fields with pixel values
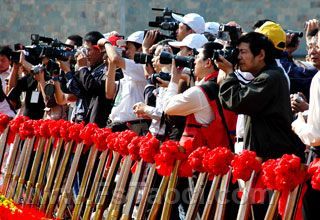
left=219, top=64, right=305, bottom=160
left=77, top=63, right=113, bottom=128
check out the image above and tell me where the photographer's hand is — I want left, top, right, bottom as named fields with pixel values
left=290, top=92, right=309, bottom=114
left=214, top=55, right=234, bottom=75
left=285, top=33, right=299, bottom=56
left=19, top=51, right=32, bottom=72
left=170, top=59, right=182, bottom=84
left=77, top=53, right=88, bottom=68
left=156, top=77, right=169, bottom=88
left=142, top=30, right=159, bottom=54
left=133, top=102, right=151, bottom=119
left=305, top=19, right=320, bottom=44
left=57, top=60, right=71, bottom=73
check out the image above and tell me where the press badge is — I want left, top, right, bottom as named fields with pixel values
left=30, top=91, right=40, bottom=103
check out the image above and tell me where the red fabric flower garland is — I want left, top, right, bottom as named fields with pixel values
left=308, top=158, right=320, bottom=191
left=262, top=154, right=305, bottom=192
left=139, top=133, right=160, bottom=163
left=188, top=146, right=211, bottom=173
left=80, top=123, right=98, bottom=149
left=0, top=113, right=10, bottom=134
left=7, top=115, right=29, bottom=144
left=154, top=140, right=184, bottom=176
left=262, top=154, right=306, bottom=216
left=18, top=119, right=35, bottom=140
left=128, top=136, right=144, bottom=161
left=92, top=128, right=112, bottom=151
left=231, top=150, right=261, bottom=183
left=202, top=147, right=234, bottom=178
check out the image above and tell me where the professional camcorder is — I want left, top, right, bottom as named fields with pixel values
left=11, top=34, right=79, bottom=65
left=147, top=7, right=184, bottom=42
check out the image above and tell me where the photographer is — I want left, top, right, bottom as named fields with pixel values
left=61, top=31, right=112, bottom=127
left=0, top=45, right=16, bottom=117
left=165, top=41, right=234, bottom=148
left=255, top=20, right=318, bottom=100
left=99, top=31, right=149, bottom=134
left=172, top=13, right=205, bottom=41
left=7, top=52, right=46, bottom=119
left=218, top=32, right=304, bottom=159
left=133, top=40, right=172, bottom=139
left=218, top=31, right=305, bottom=218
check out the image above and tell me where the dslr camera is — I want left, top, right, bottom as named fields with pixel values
left=159, top=51, right=195, bottom=69
left=150, top=72, right=171, bottom=84
left=214, top=24, right=242, bottom=65
left=134, top=52, right=153, bottom=65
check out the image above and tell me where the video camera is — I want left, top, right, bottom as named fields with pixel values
left=214, top=24, right=242, bottom=65
left=285, top=29, right=303, bottom=48
left=147, top=7, right=184, bottom=41
left=11, top=34, right=78, bottom=65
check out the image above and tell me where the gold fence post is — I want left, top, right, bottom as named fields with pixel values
left=32, top=137, right=53, bottom=206
left=39, top=138, right=63, bottom=211
left=56, top=142, right=84, bottom=219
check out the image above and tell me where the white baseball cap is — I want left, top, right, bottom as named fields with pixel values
left=169, top=33, right=208, bottom=49
left=172, top=13, right=205, bottom=34
left=117, top=31, right=144, bottom=46
left=205, top=22, right=220, bottom=36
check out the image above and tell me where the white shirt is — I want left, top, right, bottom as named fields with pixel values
left=109, top=59, right=147, bottom=123
left=144, top=87, right=167, bottom=136
left=164, top=78, right=213, bottom=125
left=292, top=71, right=320, bottom=146
left=0, top=68, right=15, bottom=118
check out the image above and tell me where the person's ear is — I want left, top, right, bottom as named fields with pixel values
left=204, top=58, right=212, bottom=68
left=258, top=49, right=266, bottom=61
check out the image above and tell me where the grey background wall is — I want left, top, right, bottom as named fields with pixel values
left=1, top=0, right=319, bottom=56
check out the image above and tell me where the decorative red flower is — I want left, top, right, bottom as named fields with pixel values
left=68, top=122, right=84, bottom=143
left=128, top=136, right=144, bottom=161
left=80, top=123, right=98, bottom=147
left=106, top=132, right=120, bottom=152
left=202, top=147, right=234, bottom=177
left=188, top=146, right=211, bottom=173
left=178, top=159, right=193, bottom=177
left=231, top=150, right=261, bottom=182
left=139, top=133, right=160, bottom=163
left=92, top=128, right=112, bottom=151
left=262, top=154, right=306, bottom=191
left=48, top=119, right=63, bottom=139
left=154, top=140, right=183, bottom=176
left=18, top=120, right=35, bottom=140
left=116, top=130, right=137, bottom=156
left=308, top=158, right=320, bottom=191
left=311, top=170, right=320, bottom=191
left=0, top=113, right=10, bottom=134
left=59, top=120, right=72, bottom=142
left=7, top=116, right=29, bottom=144
left=9, top=116, right=29, bottom=134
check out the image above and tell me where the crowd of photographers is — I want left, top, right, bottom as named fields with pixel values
left=1, top=8, right=320, bottom=219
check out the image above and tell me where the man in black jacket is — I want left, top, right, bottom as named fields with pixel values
left=217, top=32, right=305, bottom=160
left=63, top=31, right=113, bottom=127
